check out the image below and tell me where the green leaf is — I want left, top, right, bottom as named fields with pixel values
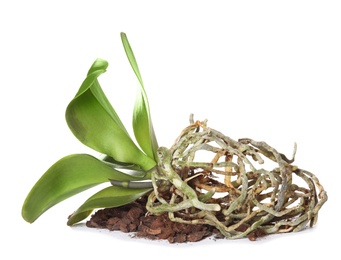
left=67, top=185, right=151, bottom=225
left=65, top=58, right=155, bottom=171
left=22, top=154, right=143, bottom=223
left=121, top=32, right=159, bottom=162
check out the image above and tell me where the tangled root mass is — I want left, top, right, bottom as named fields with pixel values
left=145, top=117, right=328, bottom=239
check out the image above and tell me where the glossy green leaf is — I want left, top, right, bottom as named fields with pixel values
left=67, top=185, right=151, bottom=225
left=65, top=58, right=155, bottom=171
left=121, top=32, right=159, bottom=162
left=22, top=154, right=143, bottom=223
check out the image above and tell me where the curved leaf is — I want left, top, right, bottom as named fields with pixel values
left=121, top=33, right=159, bottom=162
left=67, top=185, right=151, bottom=225
left=65, top=59, right=155, bottom=171
left=22, top=154, right=143, bottom=223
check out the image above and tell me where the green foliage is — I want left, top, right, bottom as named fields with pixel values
left=22, top=33, right=157, bottom=225
left=65, top=58, right=155, bottom=170
left=22, top=154, right=144, bottom=223
left=121, top=33, right=159, bottom=162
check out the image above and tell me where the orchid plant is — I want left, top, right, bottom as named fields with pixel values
left=22, top=33, right=158, bottom=225
left=22, top=33, right=327, bottom=239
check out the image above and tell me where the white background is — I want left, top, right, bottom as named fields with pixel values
left=1, top=0, right=339, bottom=259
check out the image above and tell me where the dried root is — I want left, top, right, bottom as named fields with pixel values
left=146, top=116, right=328, bottom=239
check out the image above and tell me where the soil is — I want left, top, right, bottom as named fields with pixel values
left=85, top=196, right=266, bottom=243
